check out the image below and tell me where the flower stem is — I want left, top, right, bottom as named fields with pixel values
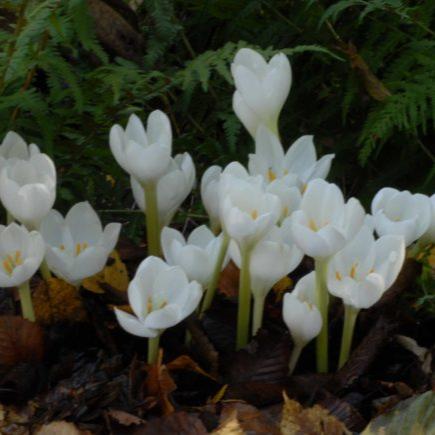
left=252, top=294, right=266, bottom=336
left=6, top=211, right=14, bottom=225
left=236, top=246, right=252, bottom=350
left=39, top=260, right=52, bottom=280
left=338, top=305, right=359, bottom=369
left=148, top=335, right=160, bottom=365
left=143, top=182, right=161, bottom=257
left=18, top=280, right=35, bottom=322
left=200, top=233, right=229, bottom=317
left=314, top=258, right=329, bottom=373
left=288, top=343, right=303, bottom=375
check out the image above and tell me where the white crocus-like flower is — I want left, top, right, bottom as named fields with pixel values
left=114, top=256, right=202, bottom=338
left=0, top=131, right=40, bottom=169
left=161, top=225, right=229, bottom=287
left=0, top=223, right=45, bottom=287
left=283, top=272, right=322, bottom=373
left=0, top=153, right=56, bottom=229
left=248, top=126, right=335, bottom=191
left=230, top=225, right=303, bottom=334
left=40, top=202, right=121, bottom=285
left=327, top=226, right=405, bottom=310
left=266, top=179, right=301, bottom=223
left=200, top=165, right=222, bottom=233
left=231, top=48, right=291, bottom=137
left=109, top=111, right=172, bottom=184
left=371, top=188, right=432, bottom=247
left=220, top=174, right=281, bottom=251
left=422, top=194, right=435, bottom=243
left=290, top=179, right=365, bottom=259
left=131, top=153, right=196, bottom=227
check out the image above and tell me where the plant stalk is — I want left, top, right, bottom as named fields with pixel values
left=236, top=246, right=252, bottom=350
left=314, top=257, right=329, bottom=373
left=39, top=259, right=52, bottom=280
left=338, top=305, right=359, bottom=369
left=148, top=335, right=160, bottom=365
left=18, top=280, right=35, bottom=322
left=143, top=182, right=161, bottom=257
left=288, top=343, right=303, bottom=375
left=200, top=233, right=229, bottom=317
left=252, top=293, right=266, bottom=336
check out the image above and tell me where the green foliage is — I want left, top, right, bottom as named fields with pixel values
left=0, top=0, right=433, bottom=236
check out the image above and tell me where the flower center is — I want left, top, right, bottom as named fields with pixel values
left=146, top=296, right=167, bottom=314
left=309, top=219, right=318, bottom=231
left=335, top=271, right=342, bottom=281
left=2, top=251, right=23, bottom=276
left=250, top=209, right=259, bottom=220
left=74, top=242, right=88, bottom=256
left=350, top=263, right=358, bottom=279
left=267, top=168, right=277, bottom=182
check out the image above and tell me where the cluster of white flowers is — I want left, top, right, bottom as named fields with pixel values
left=1, top=48, right=432, bottom=370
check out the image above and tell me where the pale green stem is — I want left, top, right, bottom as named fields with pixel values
left=338, top=305, right=359, bottom=369
left=18, top=280, right=35, bottom=322
left=6, top=211, right=14, bottom=225
left=143, top=182, right=162, bottom=257
left=236, top=246, right=252, bottom=350
left=252, top=293, right=266, bottom=336
left=39, top=259, right=52, bottom=280
left=148, top=334, right=160, bottom=365
left=314, top=258, right=329, bottom=373
left=210, top=219, right=221, bottom=236
left=288, top=343, right=304, bottom=375
left=200, top=233, right=229, bottom=317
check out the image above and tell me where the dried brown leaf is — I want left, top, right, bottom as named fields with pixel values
left=0, top=316, right=44, bottom=365
left=35, top=421, right=91, bottom=435
left=212, top=410, right=245, bottom=435
left=137, top=412, right=208, bottom=435
left=280, top=392, right=351, bottom=435
left=218, top=261, right=239, bottom=298
left=167, top=354, right=216, bottom=380
left=107, top=408, right=144, bottom=426
left=33, top=278, right=87, bottom=324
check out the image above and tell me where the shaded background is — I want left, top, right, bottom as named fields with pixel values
left=0, top=0, right=434, bottom=238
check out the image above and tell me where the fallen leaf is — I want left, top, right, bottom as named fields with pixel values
left=218, top=261, right=239, bottom=299
left=220, top=402, right=280, bottom=434
left=83, top=251, right=129, bottom=294
left=212, top=410, right=245, bottom=435
left=0, top=316, right=44, bottom=365
left=167, top=355, right=216, bottom=380
left=272, top=276, right=293, bottom=302
left=36, top=421, right=91, bottom=435
left=211, top=384, right=228, bottom=404
left=396, top=335, right=432, bottom=375
left=33, top=278, right=87, bottom=324
left=107, top=408, right=144, bottom=426
left=280, top=392, right=350, bottom=435
left=138, top=412, right=208, bottom=435
left=144, top=350, right=177, bottom=414
left=362, top=390, right=435, bottom=435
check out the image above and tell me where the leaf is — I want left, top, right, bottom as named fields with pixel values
left=212, top=411, right=245, bottom=435
left=33, top=278, right=87, bottom=324
left=280, top=392, right=351, bottom=435
left=107, top=408, right=144, bottom=426
left=218, top=261, right=239, bottom=299
left=139, top=412, right=208, bottom=435
left=82, top=250, right=129, bottom=294
left=0, top=316, right=44, bottom=365
left=35, top=421, right=92, bottom=435
left=167, top=355, right=216, bottom=380
left=362, top=391, right=435, bottom=435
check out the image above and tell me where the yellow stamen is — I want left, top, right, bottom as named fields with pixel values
left=350, top=263, right=358, bottom=279
left=283, top=206, right=289, bottom=217
left=251, top=210, right=258, bottom=220
left=2, top=250, right=23, bottom=275
left=59, top=244, right=65, bottom=251
left=147, top=296, right=153, bottom=313
left=301, top=183, right=307, bottom=193
left=267, top=168, right=277, bottom=182
left=74, top=242, right=89, bottom=256
left=309, top=219, right=318, bottom=231
left=336, top=271, right=342, bottom=281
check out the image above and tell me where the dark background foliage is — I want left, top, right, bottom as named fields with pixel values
left=0, top=0, right=434, bottom=237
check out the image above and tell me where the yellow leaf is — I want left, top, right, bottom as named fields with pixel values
left=210, top=384, right=228, bottom=404
left=212, top=410, right=245, bottom=435
left=82, top=250, right=129, bottom=294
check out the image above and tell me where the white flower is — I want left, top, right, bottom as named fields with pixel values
left=0, top=131, right=40, bottom=169
left=371, top=188, right=432, bottom=246
left=110, top=111, right=172, bottom=183
left=220, top=174, right=281, bottom=250
left=422, top=194, right=435, bottom=243
left=0, top=154, right=56, bottom=228
left=230, top=225, right=303, bottom=301
left=131, top=153, right=196, bottom=227
left=290, top=179, right=365, bottom=258
left=231, top=48, right=291, bottom=137
left=40, top=202, right=121, bottom=285
left=266, top=179, right=301, bottom=223
left=283, top=276, right=322, bottom=347
left=161, top=225, right=229, bottom=287
left=201, top=165, right=222, bottom=231
left=327, top=226, right=405, bottom=309
left=114, top=256, right=202, bottom=337
left=248, top=126, right=335, bottom=190
left=0, top=223, right=45, bottom=287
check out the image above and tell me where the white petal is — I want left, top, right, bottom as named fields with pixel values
left=66, top=202, right=103, bottom=245
left=114, top=308, right=158, bottom=337
left=147, top=110, right=172, bottom=150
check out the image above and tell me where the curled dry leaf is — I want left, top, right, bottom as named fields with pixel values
left=167, top=355, right=216, bottom=380
left=396, top=335, right=432, bottom=375
left=281, top=392, right=351, bottom=435
left=35, top=421, right=91, bottom=435
left=139, top=411, right=208, bottom=435
left=218, top=261, right=239, bottom=299
left=33, top=278, right=87, bottom=324
left=0, top=316, right=44, bottom=365
left=83, top=251, right=129, bottom=294
left=212, top=410, right=245, bottom=435
left=107, top=408, right=144, bottom=426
